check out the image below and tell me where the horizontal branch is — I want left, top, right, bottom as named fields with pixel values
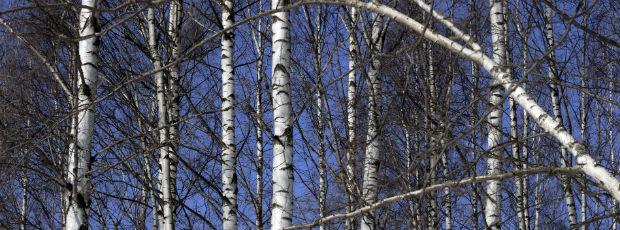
left=285, top=167, right=581, bottom=229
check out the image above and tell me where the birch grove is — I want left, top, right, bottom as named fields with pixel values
left=0, top=0, right=619, bottom=229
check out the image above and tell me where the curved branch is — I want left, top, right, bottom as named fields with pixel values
left=0, top=18, right=73, bottom=99
left=285, top=167, right=582, bottom=229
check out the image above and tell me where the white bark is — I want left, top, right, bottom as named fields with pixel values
left=221, top=0, right=237, bottom=228
left=426, top=40, right=439, bottom=230
left=270, top=0, right=294, bottom=227
left=360, top=12, right=383, bottom=230
left=510, top=97, right=527, bottom=230
left=517, top=19, right=531, bottom=229
left=146, top=6, right=169, bottom=229
left=485, top=1, right=506, bottom=228
left=66, top=0, right=99, bottom=229
left=344, top=7, right=359, bottom=230
left=161, top=1, right=182, bottom=229
left=543, top=7, right=578, bottom=227
left=507, top=6, right=526, bottom=228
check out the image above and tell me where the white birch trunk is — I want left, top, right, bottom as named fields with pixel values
left=255, top=55, right=264, bottom=230
left=510, top=97, right=527, bottom=230
left=66, top=1, right=99, bottom=229
left=360, top=12, right=383, bottom=230
left=579, top=84, right=587, bottom=230
left=426, top=41, right=439, bottom=230
left=146, top=6, right=169, bottom=229
left=543, top=7, right=578, bottom=227
left=162, top=1, right=182, bottom=229
left=270, top=0, right=294, bottom=227
left=519, top=24, right=531, bottom=229
left=345, top=8, right=359, bottom=230
left=506, top=3, right=526, bottom=229
left=485, top=1, right=506, bottom=228
left=221, top=0, right=237, bottom=228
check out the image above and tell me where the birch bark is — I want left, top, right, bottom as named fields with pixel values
left=485, top=1, right=507, bottom=228
left=360, top=12, right=383, bottom=230
left=344, top=8, right=359, bottom=230
left=146, top=6, right=169, bottom=229
left=543, top=6, right=578, bottom=227
left=65, top=0, right=99, bottom=229
left=221, top=0, right=238, bottom=228
left=161, top=1, right=183, bottom=229
left=270, top=0, right=294, bottom=227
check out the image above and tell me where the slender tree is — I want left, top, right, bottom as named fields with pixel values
left=65, top=0, right=100, bottom=229
left=343, top=7, right=359, bottom=230
left=270, top=0, right=294, bottom=228
left=251, top=5, right=266, bottom=228
left=221, top=0, right=238, bottom=227
left=360, top=10, right=384, bottom=230
left=543, top=5, right=578, bottom=227
left=485, top=0, right=507, bottom=228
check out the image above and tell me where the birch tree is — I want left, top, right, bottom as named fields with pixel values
left=270, top=0, right=294, bottom=228
left=343, top=7, right=359, bottom=230
left=485, top=0, right=507, bottom=228
left=145, top=5, right=169, bottom=229
left=65, top=0, right=100, bottom=228
left=221, top=0, right=238, bottom=228
left=543, top=5, right=578, bottom=227
left=360, top=10, right=383, bottom=230
left=2, top=0, right=620, bottom=229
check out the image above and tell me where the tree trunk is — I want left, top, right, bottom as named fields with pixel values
left=543, top=6, right=578, bottom=227
left=146, top=6, right=169, bottom=229
left=426, top=40, right=439, bottom=230
left=162, top=1, right=183, bottom=229
left=221, top=0, right=238, bottom=228
left=270, top=0, right=294, bottom=227
left=518, top=21, right=531, bottom=229
left=65, top=1, right=99, bottom=229
left=344, top=7, right=359, bottom=230
left=360, top=12, right=383, bottom=230
left=485, top=1, right=507, bottom=229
